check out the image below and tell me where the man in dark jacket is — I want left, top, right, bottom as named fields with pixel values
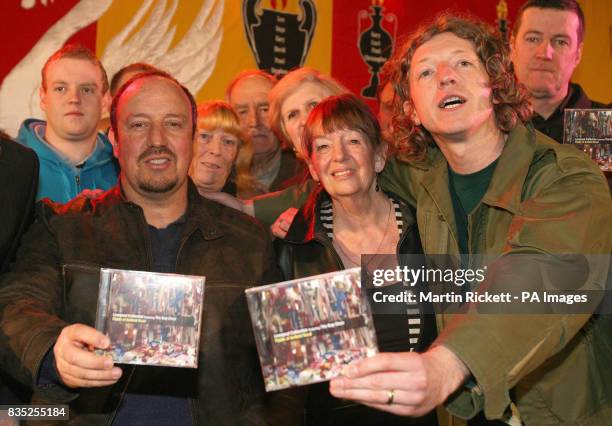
left=0, top=131, right=38, bottom=405
left=227, top=70, right=304, bottom=194
left=0, top=71, right=295, bottom=424
left=510, top=0, right=609, bottom=143
left=0, top=131, right=38, bottom=274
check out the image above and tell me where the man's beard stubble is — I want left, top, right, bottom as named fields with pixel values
left=137, top=146, right=179, bottom=194
left=139, top=176, right=178, bottom=194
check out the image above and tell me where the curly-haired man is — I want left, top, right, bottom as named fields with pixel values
left=330, top=14, right=611, bottom=425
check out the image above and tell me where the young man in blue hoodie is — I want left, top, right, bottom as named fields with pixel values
left=17, top=45, right=118, bottom=203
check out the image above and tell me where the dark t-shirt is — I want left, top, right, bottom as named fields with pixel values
left=448, top=160, right=498, bottom=256
left=448, top=161, right=514, bottom=426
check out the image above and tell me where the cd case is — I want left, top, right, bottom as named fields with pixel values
left=246, top=268, right=378, bottom=391
left=95, top=268, right=205, bottom=368
left=563, top=108, right=612, bottom=172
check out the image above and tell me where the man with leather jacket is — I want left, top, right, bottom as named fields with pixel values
left=0, top=71, right=297, bottom=425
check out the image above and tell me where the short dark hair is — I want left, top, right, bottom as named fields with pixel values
left=110, top=63, right=159, bottom=96
left=513, top=0, right=585, bottom=43
left=302, top=94, right=382, bottom=158
left=41, top=44, right=109, bottom=93
left=110, top=71, right=197, bottom=138
left=225, top=69, right=277, bottom=102
left=392, top=14, right=532, bottom=162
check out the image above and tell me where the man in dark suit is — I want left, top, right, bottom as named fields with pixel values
left=0, top=130, right=38, bottom=273
left=0, top=130, right=38, bottom=404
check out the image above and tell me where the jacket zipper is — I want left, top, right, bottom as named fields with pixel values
left=174, top=227, right=193, bottom=273
left=174, top=225, right=198, bottom=426
left=394, top=204, right=426, bottom=351
left=106, top=205, right=153, bottom=424
left=134, top=204, right=154, bottom=270
left=105, top=366, right=136, bottom=426
left=312, top=232, right=344, bottom=269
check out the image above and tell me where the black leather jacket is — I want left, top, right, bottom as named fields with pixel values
left=275, top=190, right=437, bottom=426
left=0, top=181, right=298, bottom=425
left=0, top=136, right=38, bottom=274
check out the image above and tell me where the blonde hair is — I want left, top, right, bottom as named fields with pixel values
left=268, top=67, right=349, bottom=149
left=195, top=101, right=255, bottom=195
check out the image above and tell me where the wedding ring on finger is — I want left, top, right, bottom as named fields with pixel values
left=386, top=389, right=395, bottom=405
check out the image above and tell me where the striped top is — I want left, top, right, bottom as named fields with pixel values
left=319, top=198, right=423, bottom=351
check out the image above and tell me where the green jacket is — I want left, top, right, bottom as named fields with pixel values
left=379, top=123, right=612, bottom=425
left=253, top=124, right=612, bottom=425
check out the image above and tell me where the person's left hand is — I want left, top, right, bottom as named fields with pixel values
left=329, top=346, right=469, bottom=416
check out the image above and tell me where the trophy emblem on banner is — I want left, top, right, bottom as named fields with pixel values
left=496, top=0, right=509, bottom=39
left=243, top=0, right=317, bottom=76
left=358, top=0, right=397, bottom=98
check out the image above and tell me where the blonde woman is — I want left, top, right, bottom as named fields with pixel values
left=190, top=101, right=255, bottom=197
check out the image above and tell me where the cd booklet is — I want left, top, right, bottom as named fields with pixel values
left=95, top=268, right=205, bottom=368
left=563, top=108, right=612, bottom=172
left=246, top=268, right=378, bottom=391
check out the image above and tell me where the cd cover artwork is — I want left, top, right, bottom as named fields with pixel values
left=246, top=268, right=378, bottom=391
left=95, top=269, right=205, bottom=368
left=564, top=108, right=612, bottom=171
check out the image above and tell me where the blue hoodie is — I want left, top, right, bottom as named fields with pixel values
left=17, top=119, right=119, bottom=203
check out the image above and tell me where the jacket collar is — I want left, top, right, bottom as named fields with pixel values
left=415, top=123, right=540, bottom=216
left=110, top=179, right=223, bottom=240
left=284, top=188, right=325, bottom=244
left=183, top=180, right=224, bottom=240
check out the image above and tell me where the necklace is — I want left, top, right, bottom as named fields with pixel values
left=333, top=197, right=395, bottom=268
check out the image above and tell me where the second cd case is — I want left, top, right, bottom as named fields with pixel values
left=563, top=108, right=612, bottom=172
left=95, top=268, right=205, bottom=368
left=246, top=268, right=378, bottom=391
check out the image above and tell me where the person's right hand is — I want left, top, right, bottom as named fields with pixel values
left=53, top=324, right=122, bottom=388
left=270, top=207, right=298, bottom=239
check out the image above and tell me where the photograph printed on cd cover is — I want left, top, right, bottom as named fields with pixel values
left=564, top=109, right=612, bottom=171
left=246, top=268, right=378, bottom=391
left=96, top=269, right=205, bottom=368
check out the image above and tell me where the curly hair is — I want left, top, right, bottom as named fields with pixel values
left=392, top=14, right=532, bottom=162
